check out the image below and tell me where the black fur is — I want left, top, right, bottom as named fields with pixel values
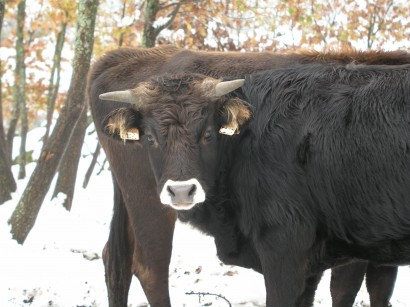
left=89, top=46, right=410, bottom=306
left=118, top=63, right=410, bottom=306
left=218, top=63, right=410, bottom=305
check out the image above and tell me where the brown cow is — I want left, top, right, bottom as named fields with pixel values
left=88, top=46, right=407, bottom=306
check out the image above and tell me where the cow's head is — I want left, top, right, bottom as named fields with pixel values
left=100, top=74, right=251, bottom=210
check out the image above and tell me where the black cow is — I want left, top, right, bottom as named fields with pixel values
left=89, top=46, right=407, bottom=306
left=99, top=63, right=410, bottom=306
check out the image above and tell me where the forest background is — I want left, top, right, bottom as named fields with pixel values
left=1, top=0, right=410, bottom=250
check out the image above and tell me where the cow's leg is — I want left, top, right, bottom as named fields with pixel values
left=255, top=229, right=310, bottom=307
left=105, top=149, right=177, bottom=307
left=103, top=178, right=133, bottom=307
left=330, top=261, right=367, bottom=307
left=296, top=272, right=323, bottom=307
left=366, top=263, right=397, bottom=307
left=127, top=197, right=177, bottom=307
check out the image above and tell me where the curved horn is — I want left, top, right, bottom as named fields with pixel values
left=215, top=79, right=245, bottom=96
left=99, top=90, right=136, bottom=104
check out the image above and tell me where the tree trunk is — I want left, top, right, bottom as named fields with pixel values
left=18, top=102, right=27, bottom=179
left=83, top=142, right=100, bottom=189
left=142, top=0, right=160, bottom=48
left=82, top=0, right=127, bottom=188
left=6, top=97, right=19, bottom=160
left=117, top=0, right=127, bottom=47
left=52, top=106, right=88, bottom=211
left=6, top=1, right=27, bottom=160
left=43, top=22, right=67, bottom=145
left=14, top=0, right=27, bottom=180
left=142, top=0, right=182, bottom=48
left=8, top=0, right=99, bottom=244
left=0, top=0, right=17, bottom=205
left=0, top=148, right=16, bottom=204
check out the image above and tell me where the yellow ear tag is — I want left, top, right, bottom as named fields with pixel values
left=120, top=128, right=140, bottom=141
left=219, top=126, right=239, bottom=136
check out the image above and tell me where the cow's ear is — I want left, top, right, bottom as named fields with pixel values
left=219, top=98, right=252, bottom=136
left=102, top=107, right=142, bottom=142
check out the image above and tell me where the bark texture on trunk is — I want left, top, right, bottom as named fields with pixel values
left=0, top=0, right=17, bottom=205
left=53, top=107, right=88, bottom=211
left=9, top=0, right=99, bottom=244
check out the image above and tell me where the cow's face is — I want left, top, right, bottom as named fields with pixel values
left=99, top=74, right=251, bottom=210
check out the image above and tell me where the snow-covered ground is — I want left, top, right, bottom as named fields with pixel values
left=1, top=126, right=410, bottom=307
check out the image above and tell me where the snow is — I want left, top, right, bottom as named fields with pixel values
left=1, top=126, right=410, bottom=307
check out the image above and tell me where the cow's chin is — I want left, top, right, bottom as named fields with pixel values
left=169, top=203, right=198, bottom=211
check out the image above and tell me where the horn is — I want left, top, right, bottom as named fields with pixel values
left=99, top=90, right=136, bottom=104
left=215, top=79, right=245, bottom=96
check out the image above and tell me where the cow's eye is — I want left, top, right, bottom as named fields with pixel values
left=146, top=134, right=155, bottom=145
left=203, top=130, right=214, bottom=142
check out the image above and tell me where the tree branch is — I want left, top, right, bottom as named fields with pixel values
left=185, top=291, right=232, bottom=307
left=155, top=1, right=182, bottom=34
left=159, top=1, right=180, bottom=10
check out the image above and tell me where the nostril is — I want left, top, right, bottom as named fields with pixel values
left=167, top=185, right=175, bottom=197
left=160, top=180, right=204, bottom=207
left=167, top=184, right=196, bottom=202
left=188, top=184, right=196, bottom=196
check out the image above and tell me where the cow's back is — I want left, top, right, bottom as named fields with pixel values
left=89, top=46, right=410, bottom=126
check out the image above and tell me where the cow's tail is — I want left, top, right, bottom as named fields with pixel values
left=104, top=175, right=132, bottom=304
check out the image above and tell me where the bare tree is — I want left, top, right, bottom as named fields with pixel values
left=52, top=106, right=88, bottom=211
left=9, top=0, right=99, bottom=244
left=82, top=0, right=128, bottom=189
left=43, top=21, right=67, bottom=144
left=14, top=0, right=27, bottom=179
left=0, top=0, right=17, bottom=205
left=6, top=1, right=23, bottom=162
left=365, top=0, right=395, bottom=49
left=142, top=0, right=182, bottom=47
left=82, top=141, right=100, bottom=189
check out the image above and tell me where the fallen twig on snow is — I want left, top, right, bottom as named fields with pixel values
left=185, top=291, right=232, bottom=306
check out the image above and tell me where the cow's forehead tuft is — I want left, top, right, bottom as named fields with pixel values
left=148, top=96, right=213, bottom=128
left=135, top=73, right=222, bottom=100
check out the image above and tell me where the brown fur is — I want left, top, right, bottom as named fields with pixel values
left=109, top=74, right=251, bottom=140
left=222, top=97, right=252, bottom=133
left=104, top=108, right=132, bottom=137
left=291, top=48, right=410, bottom=65
left=88, top=45, right=410, bottom=307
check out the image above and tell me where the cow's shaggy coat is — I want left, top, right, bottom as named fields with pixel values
left=88, top=46, right=408, bottom=306
left=100, top=63, right=410, bottom=306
